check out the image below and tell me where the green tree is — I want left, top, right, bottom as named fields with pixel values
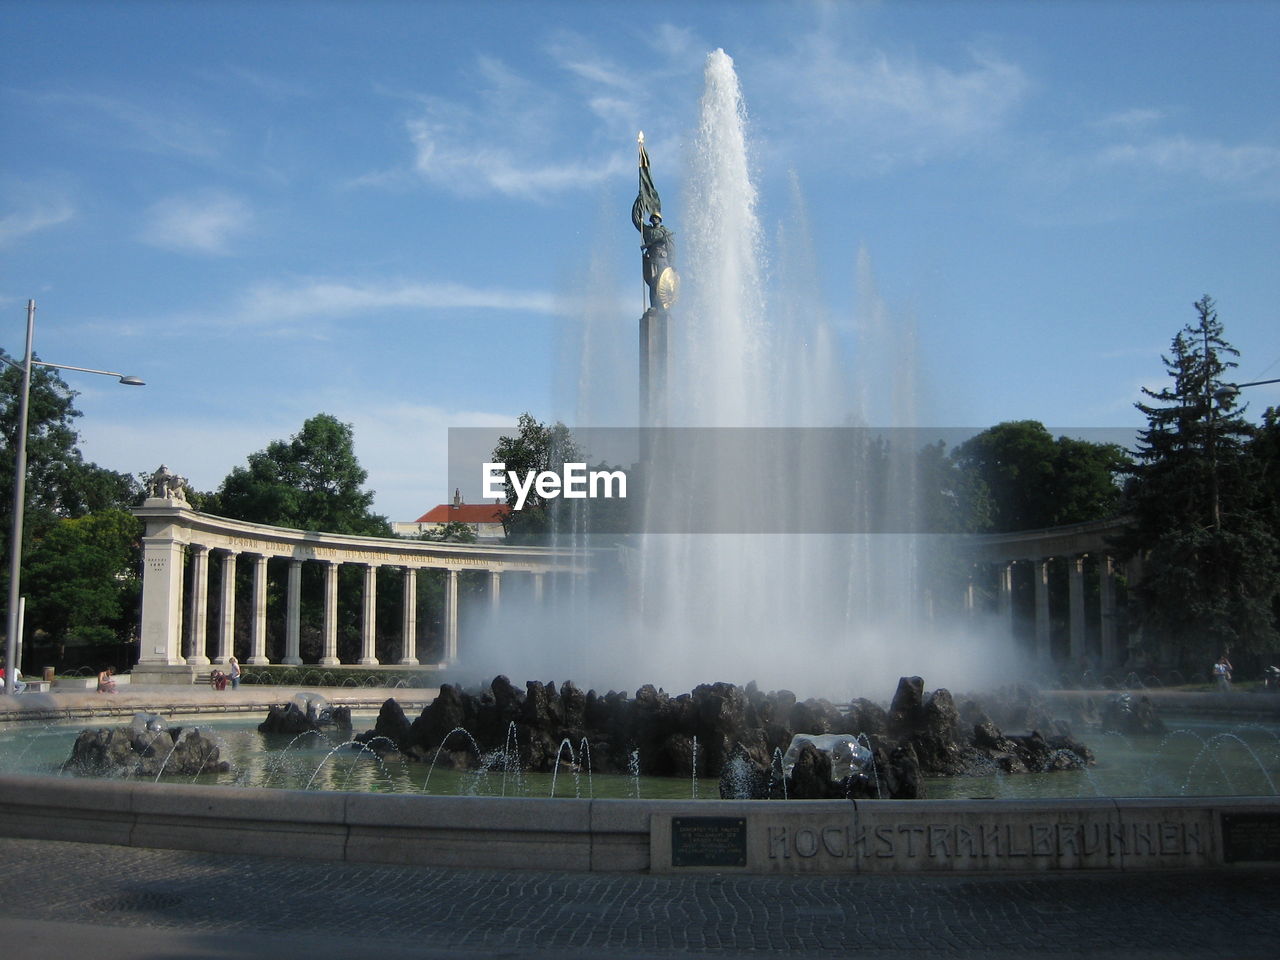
left=421, top=520, right=479, bottom=543
left=489, top=413, right=584, bottom=543
left=208, top=413, right=389, bottom=536
left=0, top=353, right=138, bottom=550
left=205, top=413, right=390, bottom=663
left=952, top=420, right=1128, bottom=533
left=23, top=508, right=141, bottom=647
left=1, top=355, right=141, bottom=663
left=1119, top=296, right=1279, bottom=671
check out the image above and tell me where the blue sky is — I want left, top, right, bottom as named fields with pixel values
left=2, top=0, right=1277, bottom=522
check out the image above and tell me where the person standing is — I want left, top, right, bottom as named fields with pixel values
left=228, top=655, right=241, bottom=690
left=1213, top=654, right=1233, bottom=692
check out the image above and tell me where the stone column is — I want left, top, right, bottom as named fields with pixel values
left=359, top=563, right=379, bottom=665
left=186, top=545, right=210, bottom=665
left=1068, top=555, right=1086, bottom=666
left=1034, top=557, right=1052, bottom=663
left=320, top=561, right=340, bottom=666
left=400, top=567, right=419, bottom=665
left=248, top=554, right=270, bottom=665
left=217, top=551, right=237, bottom=663
left=1125, top=555, right=1144, bottom=664
left=488, top=569, right=502, bottom=611
left=997, top=562, right=1014, bottom=637
left=283, top=558, right=303, bottom=665
left=1099, top=555, right=1119, bottom=671
left=137, top=533, right=187, bottom=666
left=443, top=569, right=459, bottom=664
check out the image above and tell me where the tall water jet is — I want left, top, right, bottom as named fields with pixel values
left=469, top=49, right=1013, bottom=697
left=624, top=50, right=976, bottom=697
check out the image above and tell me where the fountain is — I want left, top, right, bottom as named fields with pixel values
left=0, top=49, right=1277, bottom=877
left=467, top=48, right=1013, bottom=700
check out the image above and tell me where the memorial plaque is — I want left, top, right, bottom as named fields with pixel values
left=1222, top=813, right=1280, bottom=862
left=671, top=816, right=747, bottom=867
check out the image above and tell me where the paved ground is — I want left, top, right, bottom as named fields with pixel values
left=3, top=685, right=1279, bottom=958
left=0, top=837, right=1276, bottom=960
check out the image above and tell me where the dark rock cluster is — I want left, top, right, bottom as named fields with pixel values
left=64, top=725, right=229, bottom=778
left=258, top=699, right=353, bottom=736
left=351, top=674, right=1099, bottom=800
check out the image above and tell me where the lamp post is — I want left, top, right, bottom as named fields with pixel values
left=3, top=300, right=145, bottom=695
left=1213, top=378, right=1280, bottom=406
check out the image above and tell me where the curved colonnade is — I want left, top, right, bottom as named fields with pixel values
left=967, top=517, right=1136, bottom=671
left=132, top=494, right=588, bottom=682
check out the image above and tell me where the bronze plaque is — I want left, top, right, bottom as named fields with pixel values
left=671, top=816, right=747, bottom=867
left=1222, top=813, right=1280, bottom=862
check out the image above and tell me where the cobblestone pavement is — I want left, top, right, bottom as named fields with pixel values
left=0, top=838, right=1276, bottom=959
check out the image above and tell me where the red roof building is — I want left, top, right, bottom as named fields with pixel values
left=393, top=490, right=510, bottom=541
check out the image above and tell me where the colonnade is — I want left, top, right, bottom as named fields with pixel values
left=132, top=494, right=586, bottom=680
left=966, top=517, right=1137, bottom=671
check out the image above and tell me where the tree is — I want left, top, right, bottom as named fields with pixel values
left=205, top=414, right=390, bottom=663
left=489, top=413, right=585, bottom=544
left=420, top=520, right=479, bottom=544
left=1, top=355, right=141, bottom=663
left=1119, top=296, right=1279, bottom=671
left=208, top=413, right=389, bottom=536
left=23, top=508, right=141, bottom=647
left=952, top=420, right=1128, bottom=533
left=0, top=353, right=138, bottom=551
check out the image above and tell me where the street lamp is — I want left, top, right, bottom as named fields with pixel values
left=3, top=300, right=145, bottom=695
left=1213, top=378, right=1280, bottom=406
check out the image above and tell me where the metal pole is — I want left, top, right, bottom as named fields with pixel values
left=4, top=300, right=34, bottom=695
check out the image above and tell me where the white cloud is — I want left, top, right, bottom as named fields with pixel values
left=407, top=114, right=626, bottom=198
left=1095, top=108, right=1166, bottom=132
left=0, top=196, right=74, bottom=246
left=139, top=191, right=253, bottom=255
left=762, top=36, right=1030, bottom=168
left=26, top=89, right=224, bottom=159
left=1098, top=135, right=1280, bottom=193
left=240, top=279, right=560, bottom=325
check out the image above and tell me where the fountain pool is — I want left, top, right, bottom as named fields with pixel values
left=2, top=711, right=1275, bottom=800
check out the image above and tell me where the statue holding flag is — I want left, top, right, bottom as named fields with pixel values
left=633, top=132, right=679, bottom=311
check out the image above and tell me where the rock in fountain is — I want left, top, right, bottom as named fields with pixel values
left=351, top=674, right=1096, bottom=800
left=64, top=713, right=229, bottom=778
left=258, top=694, right=353, bottom=736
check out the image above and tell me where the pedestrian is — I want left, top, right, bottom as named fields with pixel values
left=228, top=655, right=241, bottom=690
left=1212, top=654, right=1233, bottom=692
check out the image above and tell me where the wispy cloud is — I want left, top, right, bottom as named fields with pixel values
left=1094, top=107, right=1166, bottom=132
left=1098, top=135, right=1280, bottom=194
left=376, top=28, right=694, bottom=201
left=0, top=196, right=74, bottom=246
left=22, top=89, right=224, bottom=159
left=239, top=279, right=561, bottom=325
left=760, top=34, right=1030, bottom=169
left=139, top=190, right=253, bottom=254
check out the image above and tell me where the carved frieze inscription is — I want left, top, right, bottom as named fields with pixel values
left=765, top=819, right=1207, bottom=865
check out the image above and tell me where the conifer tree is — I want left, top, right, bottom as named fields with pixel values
left=1120, top=296, right=1279, bottom=672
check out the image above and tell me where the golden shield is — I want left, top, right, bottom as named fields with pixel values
left=656, top=267, right=680, bottom=310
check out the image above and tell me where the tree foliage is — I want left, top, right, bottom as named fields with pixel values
left=1118, top=296, right=1279, bottom=668
left=24, top=508, right=141, bottom=646
left=208, top=413, right=389, bottom=536
left=1, top=355, right=141, bottom=654
left=0, top=354, right=138, bottom=550
left=489, top=413, right=586, bottom=543
left=952, top=420, right=1128, bottom=533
